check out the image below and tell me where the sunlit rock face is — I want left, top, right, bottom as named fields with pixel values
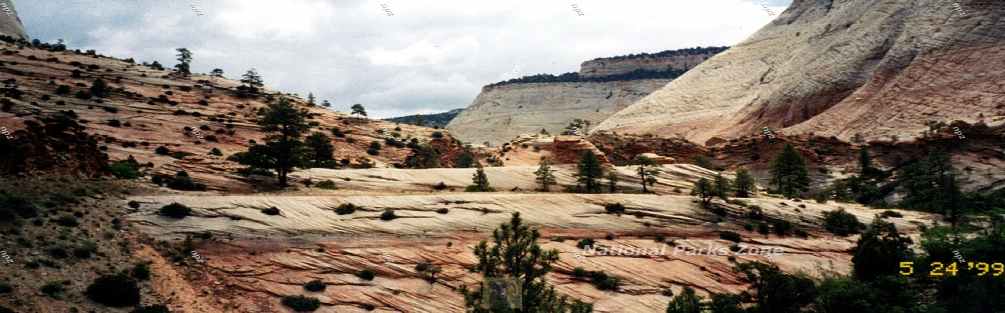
left=0, top=0, right=28, bottom=39
left=594, top=0, right=1005, bottom=145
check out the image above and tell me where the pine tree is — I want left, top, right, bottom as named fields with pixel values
left=575, top=151, right=604, bottom=193
left=733, top=168, right=756, bottom=197
left=461, top=213, right=593, bottom=312
left=307, top=93, right=316, bottom=106
left=466, top=163, right=493, bottom=192
left=770, top=144, right=810, bottom=197
left=858, top=148, right=872, bottom=175
left=210, top=68, right=224, bottom=78
left=666, top=287, right=702, bottom=313
left=606, top=172, right=618, bottom=193
left=239, top=68, right=264, bottom=96
left=534, top=159, right=557, bottom=191
left=693, top=178, right=714, bottom=207
left=321, top=100, right=332, bottom=108
left=304, top=132, right=334, bottom=167
left=632, top=155, right=660, bottom=193
left=713, top=173, right=732, bottom=200
left=852, top=218, right=913, bottom=281
left=232, top=97, right=310, bottom=187
left=175, top=48, right=192, bottom=76
left=90, top=78, right=109, bottom=98
left=351, top=104, right=368, bottom=118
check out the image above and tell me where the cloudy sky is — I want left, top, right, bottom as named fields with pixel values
left=17, top=0, right=791, bottom=118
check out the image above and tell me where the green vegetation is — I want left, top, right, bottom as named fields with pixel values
left=281, top=295, right=321, bottom=312
left=461, top=213, right=593, bottom=312
left=351, top=103, right=367, bottom=118
left=159, top=202, right=192, bottom=219
left=632, top=155, right=660, bottom=193
left=466, top=163, right=494, bottom=192
left=822, top=209, right=864, bottom=236
left=733, top=168, right=756, bottom=197
left=86, top=274, right=141, bottom=307
left=534, top=159, right=557, bottom=191
left=692, top=178, right=714, bottom=207
left=231, top=97, right=311, bottom=187
left=174, top=48, right=192, bottom=76
left=357, top=268, right=376, bottom=280
left=575, top=151, right=604, bottom=193
left=304, top=279, right=326, bottom=292
left=770, top=144, right=810, bottom=197
left=335, top=203, right=358, bottom=215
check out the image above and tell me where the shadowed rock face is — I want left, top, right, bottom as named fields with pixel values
left=0, top=0, right=28, bottom=39
left=594, top=0, right=1005, bottom=144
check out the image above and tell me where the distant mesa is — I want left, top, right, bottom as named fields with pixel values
left=447, top=46, right=727, bottom=145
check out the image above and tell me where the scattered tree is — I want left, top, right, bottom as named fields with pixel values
left=713, top=173, right=732, bottom=200
left=210, top=68, right=224, bottom=77
left=692, top=178, right=714, bottom=207
left=307, top=92, right=316, bottom=106
left=575, top=151, right=604, bottom=193
left=852, top=218, right=913, bottom=281
left=304, top=132, right=334, bottom=168
left=466, top=163, right=494, bottom=192
left=534, top=159, right=557, bottom=191
left=90, top=78, right=110, bottom=98
left=351, top=104, right=367, bottom=118
left=665, top=287, right=702, bottom=313
left=632, top=155, right=660, bottom=193
left=232, top=97, right=310, bottom=186
left=606, top=172, right=619, bottom=193
left=175, top=48, right=192, bottom=76
left=461, top=213, right=593, bottom=312
left=239, top=68, right=264, bottom=96
left=321, top=100, right=331, bottom=108
left=733, top=168, right=756, bottom=197
left=770, top=144, right=810, bottom=197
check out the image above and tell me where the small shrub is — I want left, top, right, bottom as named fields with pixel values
left=357, top=269, right=376, bottom=281
left=132, top=262, right=151, bottom=281
left=315, top=180, right=337, bottom=190
left=772, top=219, right=793, bottom=236
left=55, top=214, right=79, bottom=227
left=880, top=210, right=903, bottom=218
left=261, top=206, right=281, bottom=216
left=155, top=146, right=170, bottom=155
left=303, top=279, right=326, bottom=292
left=335, top=203, right=357, bottom=215
left=281, top=295, right=321, bottom=312
left=604, top=203, right=626, bottom=214
left=86, top=274, right=141, bottom=307
left=436, top=208, right=449, bottom=214
left=431, top=131, right=444, bottom=139
left=128, top=201, right=141, bottom=209
left=576, top=238, right=596, bottom=249
left=757, top=222, right=770, bottom=235
left=719, top=231, right=742, bottom=242
left=73, top=241, right=98, bottom=258
left=433, top=182, right=448, bottom=190
left=588, top=271, right=620, bottom=291
left=159, top=202, right=192, bottom=219
left=380, top=210, right=397, bottom=221
left=41, top=281, right=65, bottom=298
left=823, top=209, right=864, bottom=236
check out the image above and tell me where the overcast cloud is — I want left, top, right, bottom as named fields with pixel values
left=18, top=0, right=791, bottom=118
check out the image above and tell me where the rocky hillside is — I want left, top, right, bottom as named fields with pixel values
left=593, top=0, right=1005, bottom=145
left=0, top=0, right=27, bottom=40
left=447, top=47, right=726, bottom=145
left=0, top=39, right=461, bottom=192
left=385, top=108, right=463, bottom=128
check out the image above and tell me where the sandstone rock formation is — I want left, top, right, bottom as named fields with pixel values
left=128, top=166, right=935, bottom=313
left=579, top=47, right=727, bottom=78
left=0, top=0, right=27, bottom=39
left=0, top=41, right=459, bottom=192
left=593, top=0, right=1005, bottom=144
left=447, top=48, right=726, bottom=145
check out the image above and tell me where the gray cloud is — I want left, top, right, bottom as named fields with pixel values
left=18, top=0, right=791, bottom=118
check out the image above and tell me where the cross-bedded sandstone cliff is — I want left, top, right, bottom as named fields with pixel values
left=0, top=0, right=27, bottom=40
left=447, top=48, right=726, bottom=145
left=593, top=0, right=1005, bottom=145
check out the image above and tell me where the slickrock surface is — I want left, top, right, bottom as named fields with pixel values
left=594, top=0, right=1005, bottom=144
left=447, top=80, right=669, bottom=146
left=128, top=190, right=932, bottom=313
